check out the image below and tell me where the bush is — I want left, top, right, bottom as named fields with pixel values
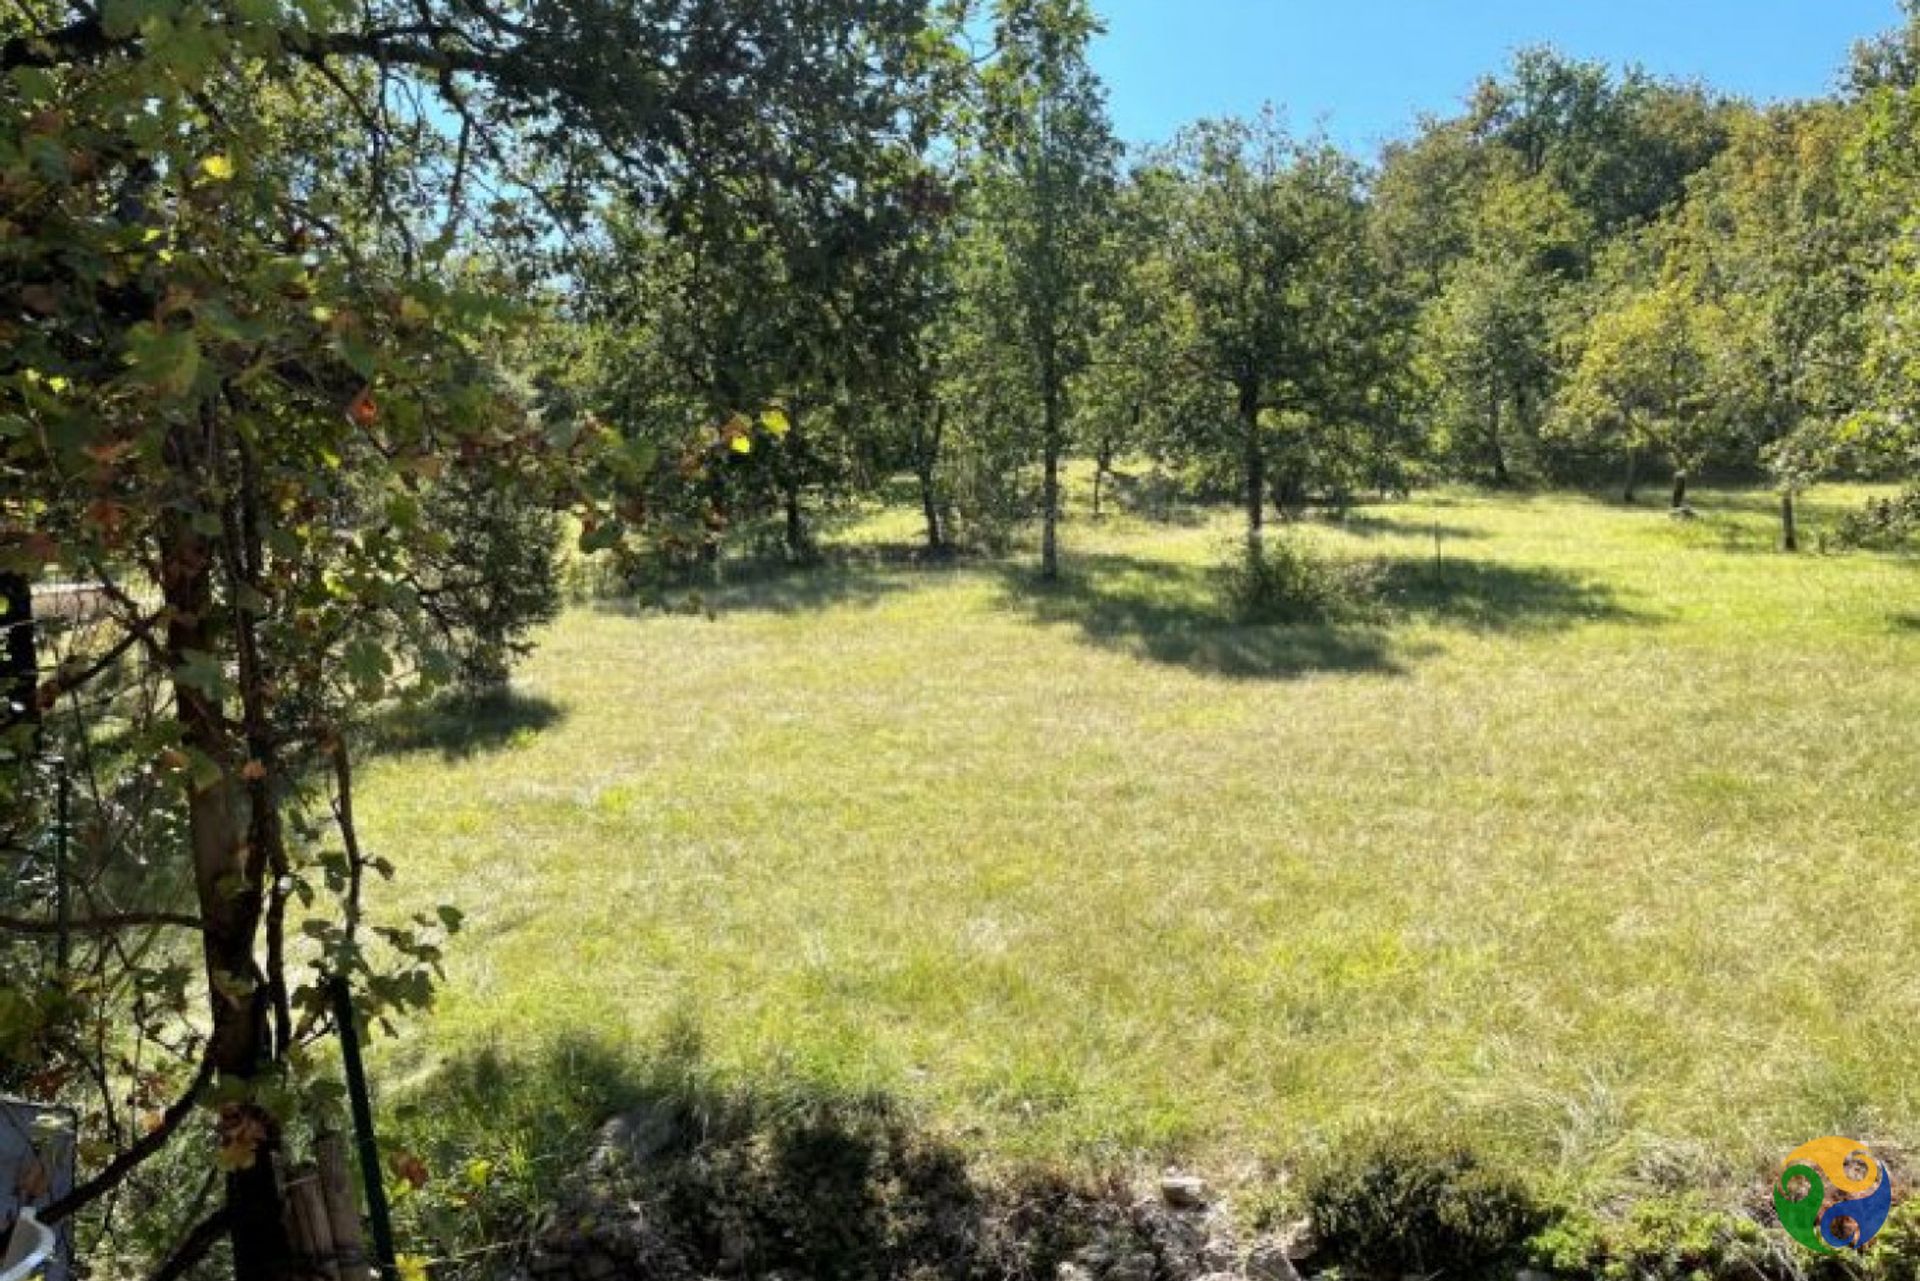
left=413, top=467, right=564, bottom=692
left=1831, top=487, right=1920, bottom=550
left=1300, top=1130, right=1542, bottom=1279
left=1220, top=536, right=1381, bottom=624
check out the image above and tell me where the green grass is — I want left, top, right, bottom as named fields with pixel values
left=361, top=480, right=1920, bottom=1210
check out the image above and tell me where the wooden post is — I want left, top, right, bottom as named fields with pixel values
left=284, top=1163, right=340, bottom=1281
left=328, top=977, right=397, bottom=1281
left=315, top=1133, right=372, bottom=1281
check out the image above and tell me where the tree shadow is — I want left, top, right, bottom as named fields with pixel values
left=1316, top=510, right=1489, bottom=542
left=386, top=1026, right=1131, bottom=1281
left=994, top=555, right=1412, bottom=681
left=597, top=544, right=973, bottom=618
left=365, top=689, right=565, bottom=761
left=1375, top=556, right=1649, bottom=632
left=994, top=551, right=1646, bottom=680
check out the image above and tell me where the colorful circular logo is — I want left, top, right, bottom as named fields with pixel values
left=1774, top=1137, right=1892, bottom=1253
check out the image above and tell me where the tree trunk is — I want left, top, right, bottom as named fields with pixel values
left=2, top=569, right=38, bottom=751
left=1670, top=469, right=1688, bottom=510
left=1781, top=491, right=1799, bottom=552
left=1040, top=381, right=1062, bottom=580
left=1487, top=383, right=1509, bottom=487
left=158, top=423, right=292, bottom=1281
left=782, top=483, right=805, bottom=559
left=1091, top=450, right=1107, bottom=521
left=781, top=413, right=808, bottom=560
left=1240, top=378, right=1265, bottom=554
left=918, top=404, right=945, bottom=553
left=1622, top=449, right=1638, bottom=504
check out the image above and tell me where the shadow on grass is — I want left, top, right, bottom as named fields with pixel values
left=995, top=555, right=1410, bottom=681
left=367, top=689, right=565, bottom=761
left=1317, top=510, right=1488, bottom=542
left=386, top=1026, right=1121, bottom=1281
left=994, top=551, right=1644, bottom=680
left=595, top=543, right=976, bottom=618
left=1376, top=556, right=1646, bottom=632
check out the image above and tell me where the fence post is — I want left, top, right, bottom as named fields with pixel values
left=328, top=975, right=398, bottom=1281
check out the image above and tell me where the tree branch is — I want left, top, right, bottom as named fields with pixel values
left=146, top=1208, right=231, bottom=1281
left=41, top=1054, right=214, bottom=1226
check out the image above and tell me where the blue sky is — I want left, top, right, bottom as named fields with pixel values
left=1089, top=0, right=1905, bottom=154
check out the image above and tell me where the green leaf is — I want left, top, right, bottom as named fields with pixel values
left=344, top=638, right=391, bottom=694
left=125, top=324, right=201, bottom=397
left=172, top=649, right=230, bottom=700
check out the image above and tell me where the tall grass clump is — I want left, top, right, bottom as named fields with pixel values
left=1220, top=534, right=1381, bottom=623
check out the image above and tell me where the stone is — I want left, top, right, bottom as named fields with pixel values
left=1056, top=1264, right=1096, bottom=1281
left=1160, top=1174, right=1210, bottom=1209
left=1246, top=1237, right=1303, bottom=1281
left=589, top=1104, right=680, bottom=1174
left=1516, top=1271, right=1554, bottom=1281
left=1276, top=1218, right=1317, bottom=1261
left=1105, top=1250, right=1158, bottom=1281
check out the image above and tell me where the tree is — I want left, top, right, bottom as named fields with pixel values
left=1835, top=19, right=1920, bottom=537
left=1554, top=275, right=1746, bottom=509
left=1156, top=112, right=1372, bottom=549
left=1674, top=103, right=1865, bottom=547
left=974, top=0, right=1119, bottom=578
left=1418, top=168, right=1588, bottom=485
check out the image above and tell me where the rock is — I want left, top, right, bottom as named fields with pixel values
left=589, top=1104, right=680, bottom=1174
left=1057, top=1264, right=1097, bottom=1281
left=1515, top=1271, right=1554, bottom=1281
left=1160, top=1174, right=1210, bottom=1209
left=1246, top=1236, right=1303, bottom=1281
left=1132, top=1198, right=1208, bottom=1276
left=1273, top=1217, right=1317, bottom=1261
left=1105, top=1250, right=1158, bottom=1281
left=1197, top=1213, right=1240, bottom=1272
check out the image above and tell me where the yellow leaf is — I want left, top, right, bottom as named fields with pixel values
left=728, top=435, right=753, bottom=455
left=759, top=407, right=791, bottom=436
left=395, top=1254, right=431, bottom=1281
left=199, top=155, right=234, bottom=181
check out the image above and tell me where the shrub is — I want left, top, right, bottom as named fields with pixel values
left=1300, top=1130, right=1542, bottom=1278
left=412, top=467, right=564, bottom=692
left=1831, top=487, right=1920, bottom=550
left=1220, top=536, right=1381, bottom=624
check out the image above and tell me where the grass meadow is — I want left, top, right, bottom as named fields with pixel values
left=360, top=478, right=1920, bottom=1216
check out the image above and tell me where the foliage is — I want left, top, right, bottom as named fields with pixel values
left=1299, top=1129, right=1542, bottom=1278
left=1150, top=112, right=1379, bottom=537
left=1218, top=536, right=1379, bottom=624
left=972, top=0, right=1120, bottom=577
left=410, top=466, right=564, bottom=693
